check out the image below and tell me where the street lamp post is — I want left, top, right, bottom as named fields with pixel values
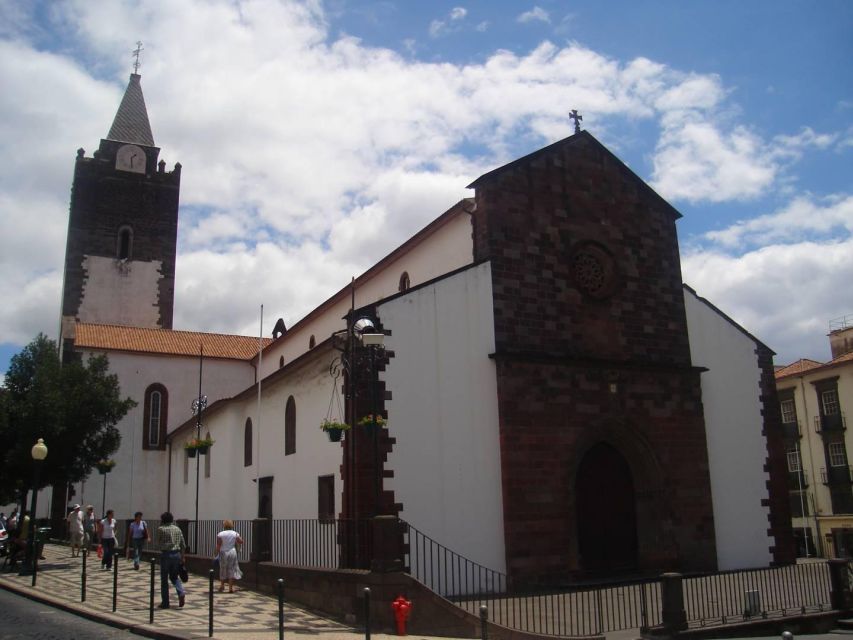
left=21, top=438, right=48, bottom=575
left=191, top=345, right=207, bottom=555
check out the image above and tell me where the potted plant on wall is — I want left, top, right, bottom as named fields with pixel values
left=320, top=419, right=350, bottom=442
left=357, top=414, right=386, bottom=433
left=185, top=436, right=215, bottom=457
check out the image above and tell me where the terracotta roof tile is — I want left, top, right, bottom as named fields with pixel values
left=829, top=350, right=853, bottom=366
left=774, top=358, right=826, bottom=380
left=75, top=323, right=270, bottom=360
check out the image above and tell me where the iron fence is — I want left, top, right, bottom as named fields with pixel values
left=682, top=561, right=831, bottom=628
left=115, top=517, right=834, bottom=637
left=404, top=521, right=661, bottom=636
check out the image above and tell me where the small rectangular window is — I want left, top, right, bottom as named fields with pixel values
left=780, top=399, right=796, bottom=424
left=318, top=475, right=335, bottom=521
left=828, top=442, right=847, bottom=467
left=822, top=389, right=840, bottom=416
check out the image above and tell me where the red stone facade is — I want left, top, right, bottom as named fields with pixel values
left=469, top=132, right=718, bottom=585
left=756, top=343, right=797, bottom=564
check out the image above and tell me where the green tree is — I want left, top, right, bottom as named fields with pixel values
left=0, top=334, right=136, bottom=505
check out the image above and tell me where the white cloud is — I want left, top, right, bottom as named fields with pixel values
left=683, top=237, right=853, bottom=364
left=0, top=0, right=847, bottom=368
left=683, top=194, right=853, bottom=363
left=429, top=6, right=467, bottom=38
left=703, top=194, right=853, bottom=249
left=652, top=119, right=776, bottom=202
left=517, top=7, right=550, bottom=24
left=449, top=7, right=467, bottom=20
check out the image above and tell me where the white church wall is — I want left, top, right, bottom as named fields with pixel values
left=71, top=350, right=255, bottom=520
left=378, top=262, right=506, bottom=573
left=168, top=347, right=343, bottom=522
left=258, top=209, right=473, bottom=380
left=684, top=288, right=774, bottom=569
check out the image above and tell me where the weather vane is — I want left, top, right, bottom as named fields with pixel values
left=132, top=41, right=144, bottom=74
left=570, top=109, right=583, bottom=134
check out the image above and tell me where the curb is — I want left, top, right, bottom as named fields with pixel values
left=0, top=577, right=208, bottom=639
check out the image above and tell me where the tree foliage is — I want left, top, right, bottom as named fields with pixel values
left=0, top=334, right=136, bottom=504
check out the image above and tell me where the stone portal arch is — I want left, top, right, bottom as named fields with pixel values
left=569, top=421, right=675, bottom=576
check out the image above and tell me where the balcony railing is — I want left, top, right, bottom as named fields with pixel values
left=815, top=412, right=847, bottom=434
left=821, top=466, right=853, bottom=485
left=787, top=470, right=809, bottom=489
left=782, top=420, right=802, bottom=440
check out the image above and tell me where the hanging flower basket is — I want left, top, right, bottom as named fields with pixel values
left=320, top=420, right=350, bottom=442
left=96, top=459, right=116, bottom=475
left=185, top=437, right=215, bottom=456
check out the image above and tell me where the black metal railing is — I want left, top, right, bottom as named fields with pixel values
left=403, top=521, right=662, bottom=635
left=186, top=520, right=253, bottom=562
left=682, top=561, right=831, bottom=627
left=272, top=518, right=370, bottom=568
left=815, top=413, right=847, bottom=434
left=122, top=518, right=833, bottom=637
left=782, top=421, right=802, bottom=440
left=821, top=466, right=853, bottom=485
left=788, top=470, right=809, bottom=489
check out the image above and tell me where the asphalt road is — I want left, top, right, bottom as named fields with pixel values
left=0, top=587, right=132, bottom=639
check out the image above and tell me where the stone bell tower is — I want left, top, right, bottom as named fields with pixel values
left=60, top=72, right=181, bottom=357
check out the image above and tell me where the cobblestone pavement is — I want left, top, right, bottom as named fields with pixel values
left=0, top=543, right=365, bottom=639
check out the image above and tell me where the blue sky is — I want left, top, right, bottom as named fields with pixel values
left=0, top=0, right=851, bottom=380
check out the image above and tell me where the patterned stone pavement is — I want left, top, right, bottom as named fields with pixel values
left=0, top=543, right=359, bottom=639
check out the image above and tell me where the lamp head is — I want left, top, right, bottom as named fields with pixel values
left=31, top=438, right=48, bottom=461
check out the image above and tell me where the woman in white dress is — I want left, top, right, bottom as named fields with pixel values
left=215, top=519, right=244, bottom=593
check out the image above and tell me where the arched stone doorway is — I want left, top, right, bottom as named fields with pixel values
left=576, top=442, right=638, bottom=574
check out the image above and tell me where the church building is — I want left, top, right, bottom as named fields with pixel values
left=65, top=73, right=794, bottom=586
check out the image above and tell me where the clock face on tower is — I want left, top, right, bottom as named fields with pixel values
left=116, top=144, right=146, bottom=174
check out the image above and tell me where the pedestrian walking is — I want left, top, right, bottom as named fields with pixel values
left=82, top=505, right=97, bottom=551
left=155, top=512, right=186, bottom=609
left=126, top=511, right=150, bottom=570
left=66, top=504, right=84, bottom=557
left=215, top=519, right=244, bottom=593
left=98, top=509, right=117, bottom=570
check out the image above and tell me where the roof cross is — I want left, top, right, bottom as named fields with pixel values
left=570, top=109, right=583, bottom=134
left=132, top=41, right=144, bottom=74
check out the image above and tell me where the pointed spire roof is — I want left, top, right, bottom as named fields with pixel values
left=106, top=74, right=155, bottom=146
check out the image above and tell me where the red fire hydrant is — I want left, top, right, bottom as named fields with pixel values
left=391, top=595, right=412, bottom=635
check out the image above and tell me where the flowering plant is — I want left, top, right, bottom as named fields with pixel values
left=357, top=414, right=386, bottom=428
left=95, top=458, right=116, bottom=472
left=185, top=436, right=215, bottom=450
left=320, top=419, right=351, bottom=432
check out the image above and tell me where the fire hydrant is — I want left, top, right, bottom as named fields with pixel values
left=391, top=595, right=412, bottom=635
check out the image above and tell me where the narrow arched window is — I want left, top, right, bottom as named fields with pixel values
left=309, top=335, right=316, bottom=349
left=117, top=225, right=133, bottom=260
left=244, top=418, right=253, bottom=467
left=143, top=383, right=168, bottom=450
left=204, top=431, right=212, bottom=478
left=399, top=271, right=410, bottom=292
left=279, top=355, right=284, bottom=369
left=285, top=396, right=296, bottom=456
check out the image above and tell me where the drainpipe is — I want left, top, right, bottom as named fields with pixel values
left=801, top=376, right=824, bottom=556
